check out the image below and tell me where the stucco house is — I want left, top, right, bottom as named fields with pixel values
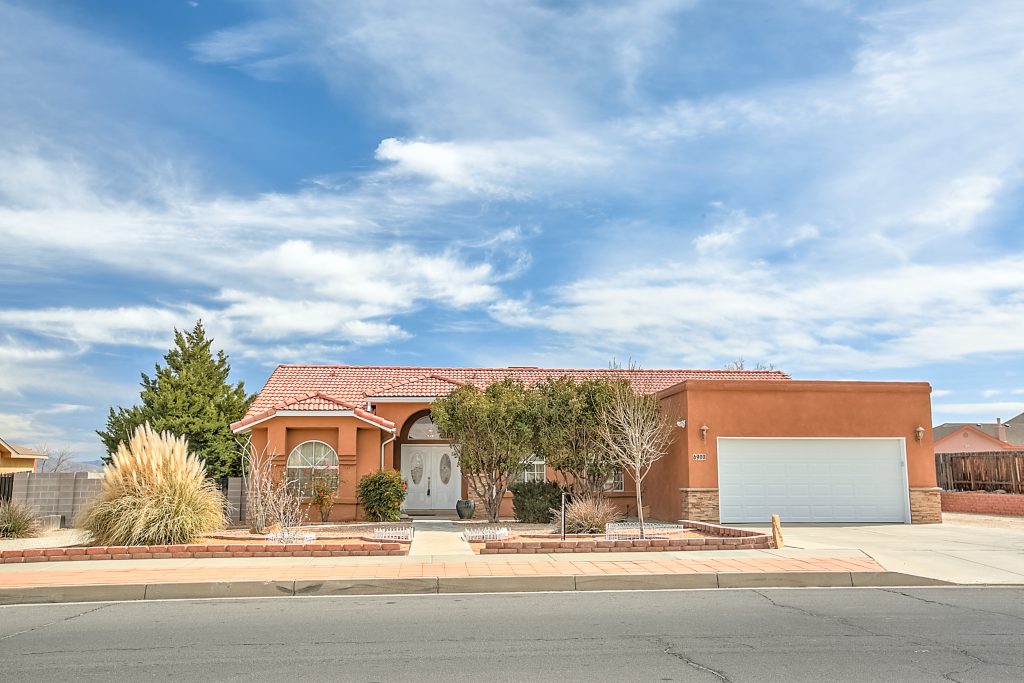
left=0, top=437, right=47, bottom=473
left=933, top=413, right=1024, bottom=453
left=231, top=365, right=941, bottom=524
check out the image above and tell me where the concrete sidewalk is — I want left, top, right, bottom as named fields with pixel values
left=0, top=547, right=949, bottom=604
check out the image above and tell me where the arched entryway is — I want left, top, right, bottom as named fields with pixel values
left=398, top=410, right=462, bottom=512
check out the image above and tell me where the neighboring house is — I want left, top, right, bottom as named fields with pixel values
left=933, top=413, right=1024, bottom=453
left=0, top=437, right=48, bottom=473
left=231, top=365, right=940, bottom=524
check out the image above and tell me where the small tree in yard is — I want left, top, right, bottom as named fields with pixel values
left=431, top=379, right=539, bottom=523
left=597, top=377, right=674, bottom=539
left=534, top=376, right=616, bottom=497
left=309, top=476, right=336, bottom=523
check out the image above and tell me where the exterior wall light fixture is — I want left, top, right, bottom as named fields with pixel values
left=914, top=426, right=925, bottom=442
left=676, top=419, right=687, bottom=429
left=699, top=424, right=710, bottom=442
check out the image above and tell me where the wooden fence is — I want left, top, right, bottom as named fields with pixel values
left=935, top=452, right=1024, bottom=494
left=0, top=473, right=12, bottom=502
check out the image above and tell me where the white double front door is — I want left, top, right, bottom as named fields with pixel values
left=400, top=445, right=461, bottom=510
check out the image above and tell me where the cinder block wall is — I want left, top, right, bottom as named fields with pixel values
left=12, top=473, right=246, bottom=527
left=11, top=472, right=103, bottom=527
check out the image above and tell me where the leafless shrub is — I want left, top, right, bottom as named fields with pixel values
left=239, top=438, right=306, bottom=537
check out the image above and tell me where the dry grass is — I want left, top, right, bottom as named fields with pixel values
left=0, top=501, right=41, bottom=539
left=554, top=496, right=621, bottom=534
left=78, top=424, right=226, bottom=546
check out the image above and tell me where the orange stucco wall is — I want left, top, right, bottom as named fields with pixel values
left=649, top=379, right=935, bottom=522
left=241, top=379, right=933, bottom=523
left=245, top=415, right=384, bottom=521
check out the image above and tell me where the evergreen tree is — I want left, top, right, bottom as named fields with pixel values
left=97, top=320, right=254, bottom=477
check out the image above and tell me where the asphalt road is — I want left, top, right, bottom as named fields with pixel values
left=1, top=587, right=1022, bottom=682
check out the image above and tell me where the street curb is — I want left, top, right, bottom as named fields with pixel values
left=0, top=571, right=953, bottom=605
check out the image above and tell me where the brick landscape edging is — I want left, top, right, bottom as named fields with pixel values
left=0, top=542, right=408, bottom=564
left=677, top=520, right=768, bottom=537
left=941, top=491, right=1024, bottom=517
left=477, top=521, right=772, bottom=555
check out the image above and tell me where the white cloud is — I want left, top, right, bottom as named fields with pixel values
left=785, top=224, right=821, bottom=247
left=493, top=256, right=1024, bottom=371
left=911, top=176, right=1002, bottom=233
left=373, top=136, right=607, bottom=198
left=932, top=389, right=953, bottom=398
left=982, top=389, right=1002, bottom=398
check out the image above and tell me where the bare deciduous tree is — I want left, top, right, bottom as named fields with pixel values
left=724, top=357, right=777, bottom=371
left=597, top=376, right=675, bottom=538
left=37, top=445, right=75, bottom=472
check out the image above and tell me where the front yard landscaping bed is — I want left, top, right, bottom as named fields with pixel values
left=471, top=520, right=772, bottom=554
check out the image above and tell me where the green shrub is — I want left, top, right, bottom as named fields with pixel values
left=356, top=469, right=407, bottom=522
left=0, top=501, right=41, bottom=539
left=509, top=479, right=563, bottom=523
left=79, top=424, right=227, bottom=546
left=554, top=496, right=621, bottom=534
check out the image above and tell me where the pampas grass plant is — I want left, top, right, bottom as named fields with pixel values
left=79, top=424, right=226, bottom=546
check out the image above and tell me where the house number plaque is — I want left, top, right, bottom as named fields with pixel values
left=691, top=453, right=707, bottom=461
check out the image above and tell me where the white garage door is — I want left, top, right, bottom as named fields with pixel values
left=717, top=438, right=909, bottom=523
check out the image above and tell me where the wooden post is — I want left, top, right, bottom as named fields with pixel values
left=771, top=514, right=784, bottom=549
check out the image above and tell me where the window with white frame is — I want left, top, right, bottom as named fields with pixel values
left=518, top=459, right=547, bottom=483
left=604, top=469, right=625, bottom=492
left=285, top=440, right=339, bottom=497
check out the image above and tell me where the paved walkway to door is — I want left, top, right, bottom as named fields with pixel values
left=408, top=520, right=474, bottom=557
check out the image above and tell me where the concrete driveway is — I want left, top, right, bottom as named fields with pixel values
left=745, top=513, right=1024, bottom=584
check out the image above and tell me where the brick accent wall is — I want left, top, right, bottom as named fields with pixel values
left=909, top=487, right=942, bottom=523
left=476, top=534, right=771, bottom=554
left=941, top=492, right=1024, bottom=517
left=680, top=488, right=719, bottom=523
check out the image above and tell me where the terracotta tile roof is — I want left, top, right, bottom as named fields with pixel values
left=231, top=391, right=396, bottom=432
left=366, top=373, right=469, bottom=398
left=237, top=364, right=790, bottom=429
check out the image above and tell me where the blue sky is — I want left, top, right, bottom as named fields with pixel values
left=2, top=0, right=1023, bottom=462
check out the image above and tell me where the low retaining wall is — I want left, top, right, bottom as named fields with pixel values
left=477, top=521, right=772, bottom=554
left=0, top=541, right=408, bottom=564
left=678, top=520, right=770, bottom=537
left=941, top=491, right=1024, bottom=517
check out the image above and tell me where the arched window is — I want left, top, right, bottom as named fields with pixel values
left=285, top=441, right=339, bottom=497
left=406, top=414, right=442, bottom=440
